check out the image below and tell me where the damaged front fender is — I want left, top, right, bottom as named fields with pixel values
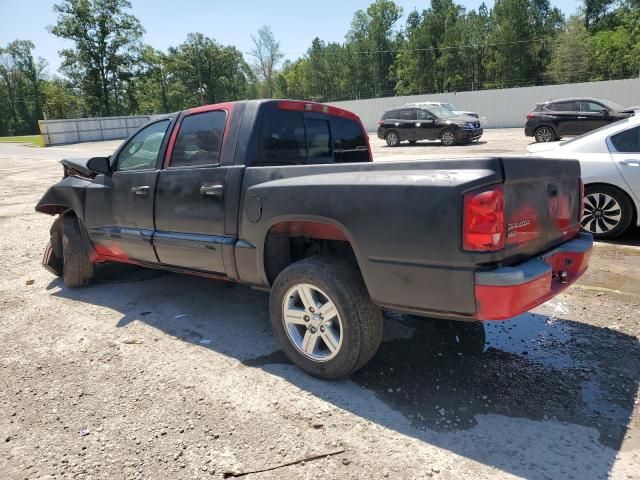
left=35, top=175, right=91, bottom=220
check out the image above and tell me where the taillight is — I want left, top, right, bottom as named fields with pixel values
left=579, top=178, right=585, bottom=221
left=377, top=120, right=384, bottom=127
left=526, top=112, right=535, bottom=120
left=463, top=186, right=505, bottom=251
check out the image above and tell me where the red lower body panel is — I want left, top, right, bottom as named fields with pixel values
left=475, top=234, right=593, bottom=320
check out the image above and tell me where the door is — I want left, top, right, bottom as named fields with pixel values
left=153, top=109, right=231, bottom=274
left=548, top=101, right=580, bottom=136
left=396, top=109, right=417, bottom=141
left=84, top=119, right=171, bottom=263
left=578, top=101, right=610, bottom=133
left=416, top=109, right=439, bottom=140
left=609, top=125, right=640, bottom=203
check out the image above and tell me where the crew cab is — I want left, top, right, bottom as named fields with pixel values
left=36, top=99, right=592, bottom=379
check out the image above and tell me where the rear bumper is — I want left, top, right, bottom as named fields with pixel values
left=474, top=233, right=593, bottom=320
left=524, top=124, right=536, bottom=137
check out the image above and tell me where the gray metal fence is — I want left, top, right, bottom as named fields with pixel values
left=329, top=78, right=640, bottom=131
left=38, top=115, right=153, bottom=146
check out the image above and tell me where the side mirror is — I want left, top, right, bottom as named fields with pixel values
left=87, top=156, right=111, bottom=174
left=600, top=108, right=609, bottom=116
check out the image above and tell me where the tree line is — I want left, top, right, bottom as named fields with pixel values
left=1, top=0, right=638, bottom=136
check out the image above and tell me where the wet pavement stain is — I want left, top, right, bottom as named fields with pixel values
left=244, top=310, right=640, bottom=450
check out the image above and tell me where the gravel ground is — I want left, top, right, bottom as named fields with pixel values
left=0, top=135, right=639, bottom=480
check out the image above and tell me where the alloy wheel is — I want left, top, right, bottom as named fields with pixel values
left=282, top=283, right=343, bottom=362
left=535, top=127, right=554, bottom=142
left=581, top=192, right=622, bottom=235
left=441, top=130, right=455, bottom=146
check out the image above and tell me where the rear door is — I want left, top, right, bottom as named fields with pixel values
left=84, top=119, right=172, bottom=263
left=397, top=109, right=417, bottom=141
left=548, top=101, right=580, bottom=136
left=609, top=125, right=640, bottom=203
left=153, top=107, right=237, bottom=274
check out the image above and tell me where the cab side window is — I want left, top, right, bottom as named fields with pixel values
left=117, top=120, right=170, bottom=172
left=610, top=126, right=640, bottom=153
left=171, top=111, right=226, bottom=167
left=255, top=110, right=306, bottom=166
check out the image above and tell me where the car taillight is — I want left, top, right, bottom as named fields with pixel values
left=463, top=186, right=505, bottom=251
left=526, top=112, right=535, bottom=120
left=377, top=120, right=384, bottom=127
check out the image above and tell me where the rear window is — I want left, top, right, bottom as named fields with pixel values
left=171, top=111, right=226, bottom=167
left=398, top=109, right=417, bottom=120
left=255, top=109, right=369, bottom=166
left=333, top=117, right=368, bottom=162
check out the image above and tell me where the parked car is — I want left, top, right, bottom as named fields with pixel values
left=377, top=105, right=483, bottom=146
left=528, top=114, right=640, bottom=239
left=405, top=101, right=481, bottom=120
left=525, top=97, right=633, bottom=143
left=36, top=99, right=591, bottom=379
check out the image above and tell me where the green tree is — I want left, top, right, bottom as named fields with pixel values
left=50, top=0, right=144, bottom=116
left=548, top=16, right=591, bottom=83
left=249, top=26, right=283, bottom=98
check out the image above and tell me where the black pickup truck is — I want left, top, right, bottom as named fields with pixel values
left=36, top=99, right=593, bottom=379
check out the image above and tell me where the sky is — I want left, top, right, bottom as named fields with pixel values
left=0, top=0, right=582, bottom=74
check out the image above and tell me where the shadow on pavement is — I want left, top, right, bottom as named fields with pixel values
left=51, top=264, right=640, bottom=480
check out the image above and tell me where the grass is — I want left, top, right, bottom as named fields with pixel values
left=0, top=135, right=44, bottom=147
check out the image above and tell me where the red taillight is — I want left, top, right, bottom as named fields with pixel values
left=526, top=112, right=535, bottom=120
left=463, top=186, right=505, bottom=251
left=377, top=120, right=384, bottom=127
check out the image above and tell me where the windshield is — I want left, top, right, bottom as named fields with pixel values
left=560, top=117, right=634, bottom=146
left=441, top=103, right=456, bottom=111
left=428, top=105, right=456, bottom=119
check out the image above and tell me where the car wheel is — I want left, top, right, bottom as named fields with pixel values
left=581, top=185, right=633, bottom=239
left=269, top=256, right=383, bottom=379
left=440, top=129, right=456, bottom=146
left=61, top=215, right=95, bottom=288
left=385, top=130, right=400, bottom=147
left=534, top=126, right=556, bottom=143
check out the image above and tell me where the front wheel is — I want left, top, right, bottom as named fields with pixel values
left=385, top=130, right=400, bottom=147
left=581, top=185, right=633, bottom=239
left=61, top=215, right=95, bottom=288
left=269, top=257, right=383, bottom=379
left=440, top=129, right=456, bottom=146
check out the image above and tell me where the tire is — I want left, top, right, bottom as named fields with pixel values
left=269, top=256, right=383, bottom=379
left=534, top=126, right=556, bottom=143
left=440, top=129, right=456, bottom=146
left=581, top=185, right=634, bottom=239
left=61, top=215, right=95, bottom=288
left=385, top=130, right=400, bottom=147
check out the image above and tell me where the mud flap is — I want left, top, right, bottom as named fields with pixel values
left=42, top=241, right=63, bottom=277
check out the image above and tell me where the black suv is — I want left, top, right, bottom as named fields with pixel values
left=377, top=105, right=482, bottom=147
left=525, top=97, right=632, bottom=143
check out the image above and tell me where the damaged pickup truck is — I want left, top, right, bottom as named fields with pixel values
left=36, top=99, right=593, bottom=379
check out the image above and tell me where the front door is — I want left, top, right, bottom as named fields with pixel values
left=84, top=119, right=172, bottom=263
left=416, top=109, right=439, bottom=140
left=153, top=109, right=231, bottom=274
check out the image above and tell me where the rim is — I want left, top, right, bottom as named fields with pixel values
left=581, top=192, right=622, bottom=234
left=536, top=127, right=553, bottom=142
left=282, top=283, right=343, bottom=362
left=386, top=132, right=398, bottom=145
left=441, top=131, right=455, bottom=145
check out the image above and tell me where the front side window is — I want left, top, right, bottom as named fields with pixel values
left=256, top=110, right=306, bottom=166
left=610, top=126, right=640, bottom=153
left=580, top=101, right=605, bottom=113
left=417, top=109, right=433, bottom=120
left=117, top=120, right=170, bottom=172
left=171, top=111, right=226, bottom=167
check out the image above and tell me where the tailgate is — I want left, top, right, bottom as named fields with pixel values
left=501, top=157, right=581, bottom=265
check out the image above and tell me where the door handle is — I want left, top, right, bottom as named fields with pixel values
left=620, top=159, right=640, bottom=166
left=131, top=185, right=150, bottom=196
left=200, top=184, right=224, bottom=197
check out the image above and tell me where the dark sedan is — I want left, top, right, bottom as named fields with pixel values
left=525, top=97, right=632, bottom=143
left=377, top=105, right=483, bottom=146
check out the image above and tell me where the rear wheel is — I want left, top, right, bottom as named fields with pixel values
left=440, top=129, right=456, bottom=146
left=269, top=256, right=383, bottom=379
left=581, top=185, right=633, bottom=239
left=385, top=130, right=400, bottom=147
left=534, top=126, right=556, bottom=143
left=61, top=215, right=95, bottom=288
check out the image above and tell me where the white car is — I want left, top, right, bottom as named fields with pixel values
left=405, top=101, right=486, bottom=126
left=528, top=114, right=640, bottom=239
